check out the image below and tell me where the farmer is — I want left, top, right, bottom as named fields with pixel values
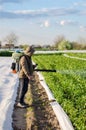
left=16, top=46, right=35, bottom=108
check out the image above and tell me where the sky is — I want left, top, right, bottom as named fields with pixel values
left=0, top=0, right=86, bottom=46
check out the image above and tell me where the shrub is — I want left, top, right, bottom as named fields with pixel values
left=0, top=51, right=12, bottom=56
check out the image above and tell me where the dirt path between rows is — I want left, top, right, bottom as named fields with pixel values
left=12, top=72, right=61, bottom=130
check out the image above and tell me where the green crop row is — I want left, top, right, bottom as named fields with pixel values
left=33, top=53, right=86, bottom=130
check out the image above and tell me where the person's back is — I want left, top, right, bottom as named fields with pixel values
left=18, top=54, right=34, bottom=78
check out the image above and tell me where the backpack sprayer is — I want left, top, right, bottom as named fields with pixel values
left=11, top=62, right=57, bottom=74
left=11, top=51, right=58, bottom=74
left=11, top=63, right=82, bottom=75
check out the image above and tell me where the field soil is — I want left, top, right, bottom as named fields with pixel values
left=12, top=72, right=61, bottom=130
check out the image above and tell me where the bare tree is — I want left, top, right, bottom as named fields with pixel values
left=4, top=32, right=18, bottom=48
left=78, top=37, right=86, bottom=45
left=54, top=35, right=65, bottom=49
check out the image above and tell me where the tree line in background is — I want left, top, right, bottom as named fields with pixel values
left=52, top=35, right=86, bottom=50
left=0, top=32, right=86, bottom=50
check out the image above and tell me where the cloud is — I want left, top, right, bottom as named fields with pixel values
left=60, top=20, right=78, bottom=26
left=73, top=2, right=79, bottom=6
left=40, top=20, right=50, bottom=28
left=80, top=10, right=86, bottom=15
left=73, top=1, right=86, bottom=7
left=0, top=11, right=18, bottom=19
left=80, top=26, right=86, bottom=32
left=0, top=8, right=80, bottom=19
left=60, top=20, right=65, bottom=26
left=0, top=5, right=2, bottom=10
left=44, top=20, right=50, bottom=27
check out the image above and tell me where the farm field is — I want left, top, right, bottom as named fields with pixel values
left=33, top=53, right=86, bottom=130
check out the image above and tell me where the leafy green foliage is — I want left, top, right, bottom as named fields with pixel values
left=0, top=51, right=12, bottom=56
left=58, top=40, right=73, bottom=50
left=33, top=53, right=86, bottom=130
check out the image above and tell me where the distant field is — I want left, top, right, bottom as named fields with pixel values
left=33, top=53, right=86, bottom=130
